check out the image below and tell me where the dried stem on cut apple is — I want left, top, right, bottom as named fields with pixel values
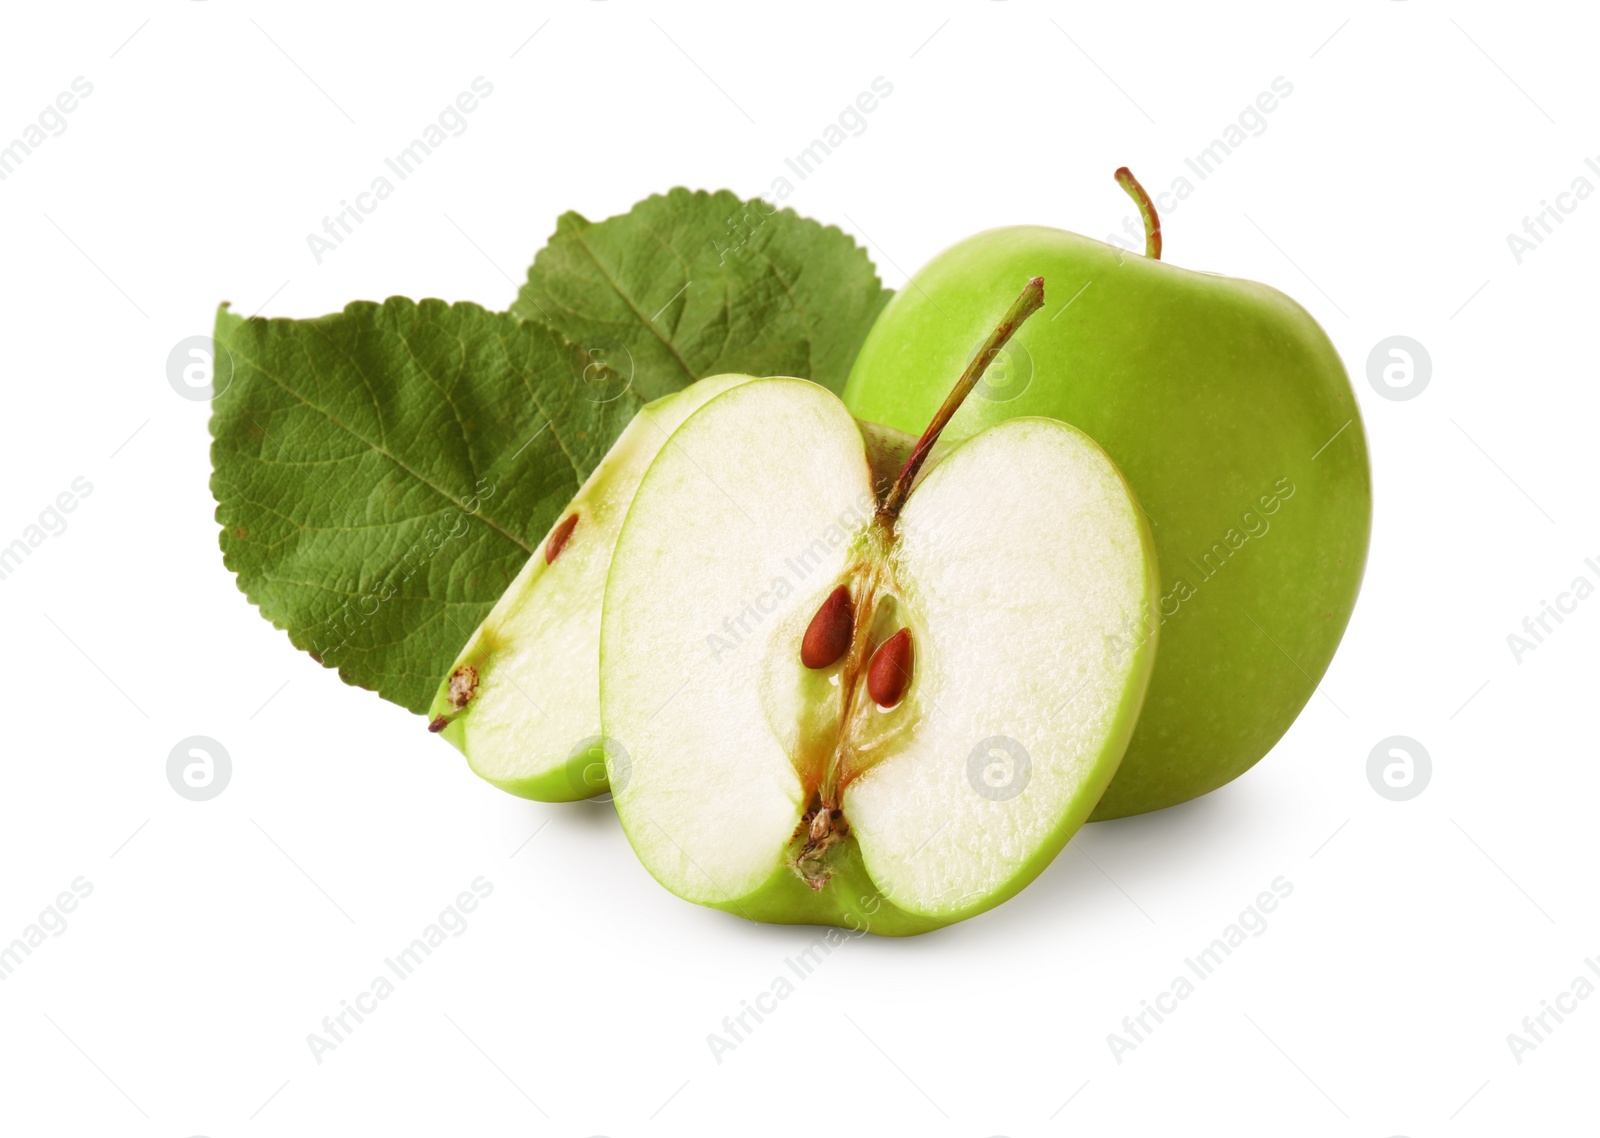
left=877, top=275, right=1046, bottom=521
left=1114, top=166, right=1162, bottom=260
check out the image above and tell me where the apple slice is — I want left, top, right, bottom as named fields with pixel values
left=426, top=373, right=752, bottom=800
left=600, top=280, right=1160, bottom=933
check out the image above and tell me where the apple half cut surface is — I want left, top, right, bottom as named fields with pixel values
left=426, top=373, right=751, bottom=801
left=600, top=280, right=1161, bottom=934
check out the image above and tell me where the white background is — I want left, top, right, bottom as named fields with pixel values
left=1, top=2, right=1595, bottom=1135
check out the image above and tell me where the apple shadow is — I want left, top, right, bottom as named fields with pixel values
left=546, top=796, right=625, bottom=834
left=677, top=780, right=1264, bottom=955
left=491, top=762, right=1266, bottom=952
left=940, top=781, right=1264, bottom=946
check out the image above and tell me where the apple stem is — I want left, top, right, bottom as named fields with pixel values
left=877, top=276, right=1045, bottom=520
left=1114, top=167, right=1162, bottom=260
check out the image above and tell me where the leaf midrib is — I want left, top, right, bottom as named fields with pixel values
left=229, top=338, right=540, bottom=556
left=569, top=228, right=699, bottom=387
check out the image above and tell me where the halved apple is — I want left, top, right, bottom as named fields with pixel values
left=600, top=281, right=1161, bottom=933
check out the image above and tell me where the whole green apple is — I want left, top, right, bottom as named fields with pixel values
left=841, top=172, right=1370, bottom=818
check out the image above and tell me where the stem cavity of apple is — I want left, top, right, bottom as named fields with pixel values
left=428, top=663, right=480, bottom=732
left=448, top=664, right=478, bottom=708
left=1114, top=166, right=1162, bottom=260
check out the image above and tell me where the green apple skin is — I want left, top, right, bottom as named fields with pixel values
left=709, top=840, right=939, bottom=936
left=842, top=227, right=1371, bottom=819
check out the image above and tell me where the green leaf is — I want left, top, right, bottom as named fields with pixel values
left=210, top=297, right=641, bottom=715
left=512, top=188, right=891, bottom=401
left=210, top=191, right=895, bottom=718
